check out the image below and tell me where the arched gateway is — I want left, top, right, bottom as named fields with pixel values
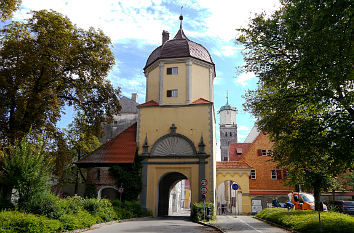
left=137, top=14, right=217, bottom=216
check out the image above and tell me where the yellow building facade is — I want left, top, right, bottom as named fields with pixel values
left=137, top=18, right=217, bottom=216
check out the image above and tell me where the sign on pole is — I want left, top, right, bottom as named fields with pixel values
left=118, top=187, right=124, bottom=193
left=232, top=183, right=239, bottom=190
left=201, top=187, right=208, bottom=194
left=200, top=178, right=208, bottom=187
left=201, top=194, right=206, bottom=200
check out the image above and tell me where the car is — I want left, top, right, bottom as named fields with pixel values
left=327, top=200, right=354, bottom=215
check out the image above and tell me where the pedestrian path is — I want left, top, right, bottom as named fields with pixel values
left=210, top=215, right=288, bottom=233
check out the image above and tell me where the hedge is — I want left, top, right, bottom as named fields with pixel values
left=190, top=202, right=215, bottom=222
left=256, top=208, right=354, bottom=233
left=0, top=211, right=63, bottom=233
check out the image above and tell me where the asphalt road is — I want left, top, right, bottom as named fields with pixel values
left=211, top=215, right=288, bottom=233
left=83, top=216, right=220, bottom=233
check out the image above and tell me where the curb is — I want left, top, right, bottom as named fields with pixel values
left=253, top=216, right=299, bottom=233
left=68, top=216, right=153, bottom=233
left=197, top=220, right=225, bottom=233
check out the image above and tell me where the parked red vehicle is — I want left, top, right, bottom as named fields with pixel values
left=288, top=192, right=327, bottom=211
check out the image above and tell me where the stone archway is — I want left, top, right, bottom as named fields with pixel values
left=97, top=186, right=118, bottom=200
left=158, top=172, right=188, bottom=216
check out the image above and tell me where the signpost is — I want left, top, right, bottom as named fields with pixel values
left=118, top=183, right=124, bottom=201
left=232, top=183, right=239, bottom=216
left=200, top=178, right=208, bottom=220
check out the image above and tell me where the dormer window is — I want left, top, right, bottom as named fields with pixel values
left=167, top=67, right=178, bottom=75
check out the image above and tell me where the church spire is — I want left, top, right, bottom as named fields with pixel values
left=226, top=90, right=229, bottom=105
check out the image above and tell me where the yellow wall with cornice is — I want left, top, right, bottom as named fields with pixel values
left=146, top=65, right=159, bottom=102
left=191, top=63, right=210, bottom=102
left=162, top=63, right=187, bottom=103
left=216, top=171, right=252, bottom=214
left=138, top=105, right=211, bottom=154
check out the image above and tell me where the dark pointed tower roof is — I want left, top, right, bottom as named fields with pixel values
left=144, top=14, right=214, bottom=70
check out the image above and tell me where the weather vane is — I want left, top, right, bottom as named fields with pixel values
left=179, top=6, right=184, bottom=29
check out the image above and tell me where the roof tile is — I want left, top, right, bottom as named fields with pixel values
left=76, top=123, right=137, bottom=166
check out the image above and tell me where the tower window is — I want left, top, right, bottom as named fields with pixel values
left=167, top=89, right=178, bottom=97
left=167, top=67, right=178, bottom=75
left=230, top=132, right=232, bottom=136
left=250, top=169, right=256, bottom=179
left=271, top=170, right=277, bottom=180
left=225, top=132, right=227, bottom=137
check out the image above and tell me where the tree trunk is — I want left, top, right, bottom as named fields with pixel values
left=313, top=185, right=322, bottom=211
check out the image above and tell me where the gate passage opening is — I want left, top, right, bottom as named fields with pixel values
left=158, top=172, right=191, bottom=216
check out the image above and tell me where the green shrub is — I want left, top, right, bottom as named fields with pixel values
left=24, top=192, right=65, bottom=219
left=190, top=202, right=215, bottom=222
left=59, top=210, right=97, bottom=231
left=0, top=210, right=63, bottom=233
left=112, top=200, right=149, bottom=219
left=256, top=208, right=354, bottom=233
left=84, top=184, right=97, bottom=198
left=82, top=198, right=117, bottom=222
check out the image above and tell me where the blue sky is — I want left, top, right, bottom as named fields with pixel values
left=12, top=0, right=280, bottom=156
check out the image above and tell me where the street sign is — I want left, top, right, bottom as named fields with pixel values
left=201, top=187, right=208, bottom=194
left=118, top=187, right=124, bottom=193
left=232, top=183, right=239, bottom=190
left=201, top=194, right=206, bottom=200
left=200, top=178, right=208, bottom=187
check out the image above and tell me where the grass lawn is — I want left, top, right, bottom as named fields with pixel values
left=256, top=208, right=354, bottom=233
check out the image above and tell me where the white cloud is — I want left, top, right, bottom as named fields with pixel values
left=235, top=72, right=256, bottom=86
left=15, top=0, right=281, bottom=46
left=214, top=45, right=242, bottom=57
left=238, top=125, right=249, bottom=131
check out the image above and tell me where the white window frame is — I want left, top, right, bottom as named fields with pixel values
left=271, top=170, right=277, bottom=180
left=167, top=89, right=178, bottom=97
left=250, top=169, right=256, bottom=179
left=267, top=149, right=273, bottom=156
left=167, top=67, right=178, bottom=75
left=261, top=149, right=267, bottom=156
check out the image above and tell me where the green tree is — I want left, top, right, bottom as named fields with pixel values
left=0, top=10, right=120, bottom=146
left=63, top=114, right=101, bottom=195
left=0, top=132, right=52, bottom=209
left=0, top=0, right=22, bottom=20
left=237, top=0, right=353, bottom=210
left=109, top=151, right=142, bottom=201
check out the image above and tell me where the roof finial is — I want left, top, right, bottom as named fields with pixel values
left=226, top=90, right=229, bottom=105
left=179, top=6, right=183, bottom=29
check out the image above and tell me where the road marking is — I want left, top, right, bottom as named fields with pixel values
left=237, top=217, right=263, bottom=233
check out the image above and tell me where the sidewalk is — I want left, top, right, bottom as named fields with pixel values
left=209, top=215, right=288, bottom=233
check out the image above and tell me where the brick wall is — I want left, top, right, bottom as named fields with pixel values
left=243, top=133, right=292, bottom=192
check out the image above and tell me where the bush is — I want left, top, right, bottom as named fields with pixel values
left=0, top=133, right=52, bottom=210
left=59, top=210, right=97, bottom=231
left=112, top=200, right=149, bottom=219
left=24, top=192, right=65, bottom=219
left=0, top=210, right=63, bottom=233
left=256, top=208, right=354, bottom=233
left=82, top=198, right=117, bottom=222
left=190, top=202, right=215, bottom=222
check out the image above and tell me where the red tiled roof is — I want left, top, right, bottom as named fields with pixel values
left=190, top=98, right=213, bottom=105
left=137, top=100, right=159, bottom=107
left=216, top=161, right=252, bottom=169
left=228, top=142, right=251, bottom=161
left=76, top=123, right=137, bottom=167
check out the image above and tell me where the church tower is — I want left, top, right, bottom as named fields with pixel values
left=218, top=93, right=237, bottom=161
left=137, top=13, right=217, bottom=216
